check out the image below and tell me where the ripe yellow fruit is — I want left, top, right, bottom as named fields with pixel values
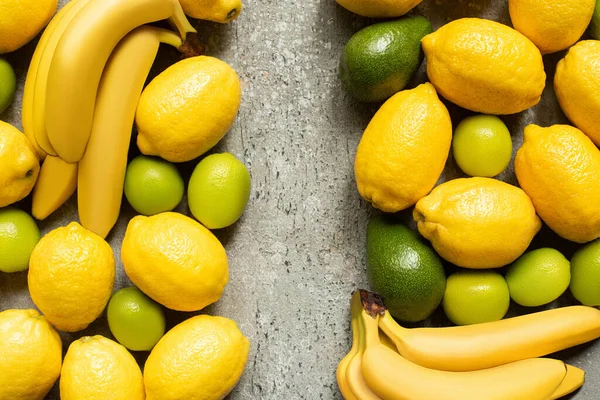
left=414, top=177, right=541, bottom=269
left=0, top=0, right=57, bottom=53
left=60, top=336, right=144, bottom=400
left=335, top=0, right=423, bottom=18
left=28, top=222, right=115, bottom=332
left=0, top=120, right=40, bottom=207
left=136, top=56, right=241, bottom=163
left=354, top=83, right=452, bottom=212
left=0, top=309, right=62, bottom=400
left=179, top=0, right=243, bottom=23
left=515, top=124, right=600, bottom=243
left=555, top=41, right=600, bottom=146
left=144, top=315, right=250, bottom=400
left=422, top=18, right=545, bottom=115
left=121, top=212, right=229, bottom=311
left=509, top=0, right=594, bottom=54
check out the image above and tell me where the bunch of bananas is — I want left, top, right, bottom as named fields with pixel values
left=338, top=290, right=600, bottom=400
left=23, top=0, right=202, bottom=238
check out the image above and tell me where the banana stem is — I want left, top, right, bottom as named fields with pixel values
left=359, top=290, right=388, bottom=318
left=154, top=28, right=183, bottom=48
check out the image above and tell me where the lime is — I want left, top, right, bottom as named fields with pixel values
left=452, top=115, right=513, bottom=177
left=0, top=59, right=16, bottom=114
left=570, top=240, right=600, bottom=305
left=107, top=286, right=166, bottom=351
left=443, top=270, right=509, bottom=326
left=188, top=153, right=251, bottom=229
left=591, top=0, right=600, bottom=40
left=124, top=155, right=184, bottom=216
left=0, top=207, right=40, bottom=273
left=506, top=248, right=570, bottom=307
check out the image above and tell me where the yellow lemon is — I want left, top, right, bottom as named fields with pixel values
left=28, top=222, right=115, bottom=332
left=515, top=124, right=600, bottom=243
left=336, top=0, right=423, bottom=18
left=555, top=41, right=600, bottom=146
left=509, top=0, right=594, bottom=54
left=421, top=18, right=545, bottom=115
left=0, top=120, right=40, bottom=207
left=144, top=315, right=250, bottom=400
left=122, top=212, right=228, bottom=311
left=60, top=336, right=144, bottom=400
left=0, top=0, right=57, bottom=53
left=414, top=178, right=541, bottom=269
left=179, top=0, right=242, bottom=23
left=136, top=56, right=241, bottom=163
left=354, top=83, right=452, bottom=212
left=0, top=309, right=62, bottom=400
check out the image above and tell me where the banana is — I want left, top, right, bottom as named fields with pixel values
left=77, top=27, right=185, bottom=238
left=337, top=292, right=360, bottom=400
left=376, top=293, right=600, bottom=372
left=550, top=364, right=585, bottom=400
left=358, top=298, right=569, bottom=400
left=22, top=0, right=83, bottom=159
left=45, top=0, right=199, bottom=163
left=32, top=156, right=78, bottom=220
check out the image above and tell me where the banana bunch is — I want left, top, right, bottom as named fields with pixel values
left=338, top=290, right=599, bottom=400
left=24, top=0, right=203, bottom=235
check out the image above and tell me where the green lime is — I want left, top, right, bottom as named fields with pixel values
left=367, top=215, right=446, bottom=322
left=452, top=115, right=513, bottom=177
left=124, top=155, right=184, bottom=216
left=506, top=248, right=570, bottom=307
left=591, top=0, right=600, bottom=40
left=570, top=240, right=600, bottom=306
left=107, top=286, right=166, bottom=351
left=340, top=16, right=432, bottom=102
left=0, top=207, right=40, bottom=273
left=0, top=59, right=16, bottom=114
left=443, top=270, right=509, bottom=326
left=188, top=153, right=251, bottom=229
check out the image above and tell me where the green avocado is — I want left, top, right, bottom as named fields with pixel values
left=340, top=16, right=432, bottom=103
left=591, top=0, right=600, bottom=40
left=366, top=214, right=446, bottom=323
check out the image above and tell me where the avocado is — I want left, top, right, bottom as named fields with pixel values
left=340, top=16, right=433, bottom=103
left=366, top=214, right=446, bottom=322
left=591, top=0, right=600, bottom=40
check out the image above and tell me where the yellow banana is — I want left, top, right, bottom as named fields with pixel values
left=45, top=0, right=198, bottom=163
left=22, top=0, right=82, bottom=159
left=78, top=27, right=184, bottom=238
left=359, top=303, right=568, bottom=400
left=32, top=156, right=78, bottom=220
left=550, top=365, right=585, bottom=400
left=377, top=294, right=600, bottom=372
left=337, top=293, right=360, bottom=400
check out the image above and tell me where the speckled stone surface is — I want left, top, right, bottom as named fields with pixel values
left=1, top=0, right=599, bottom=398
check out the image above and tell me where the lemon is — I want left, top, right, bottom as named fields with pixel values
left=28, top=222, right=115, bottom=332
left=555, top=41, right=600, bottom=146
left=0, top=309, right=62, bottom=400
left=452, top=115, right=513, bottom=178
left=515, top=124, right=600, bottom=243
left=121, top=212, right=228, bottom=311
left=124, top=155, right=184, bottom=216
left=188, top=153, right=251, bottom=229
left=443, top=270, right=510, bottom=326
left=136, top=56, right=241, bottom=163
left=354, top=83, right=452, bottom=213
left=421, top=18, right=545, bottom=115
left=570, top=240, right=600, bottom=305
left=179, top=0, right=242, bottom=23
left=506, top=248, right=571, bottom=307
left=107, top=286, right=166, bottom=351
left=414, top=177, right=541, bottom=269
left=0, top=120, right=40, bottom=207
left=0, top=58, right=16, bottom=113
left=0, top=0, right=57, bottom=54
left=0, top=207, right=40, bottom=273
left=144, top=315, right=250, bottom=400
left=509, top=0, right=594, bottom=54
left=335, top=0, right=423, bottom=18
left=60, top=335, right=144, bottom=400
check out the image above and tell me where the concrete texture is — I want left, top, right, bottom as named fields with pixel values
left=0, top=0, right=599, bottom=398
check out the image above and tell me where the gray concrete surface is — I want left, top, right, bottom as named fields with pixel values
left=0, top=0, right=599, bottom=398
